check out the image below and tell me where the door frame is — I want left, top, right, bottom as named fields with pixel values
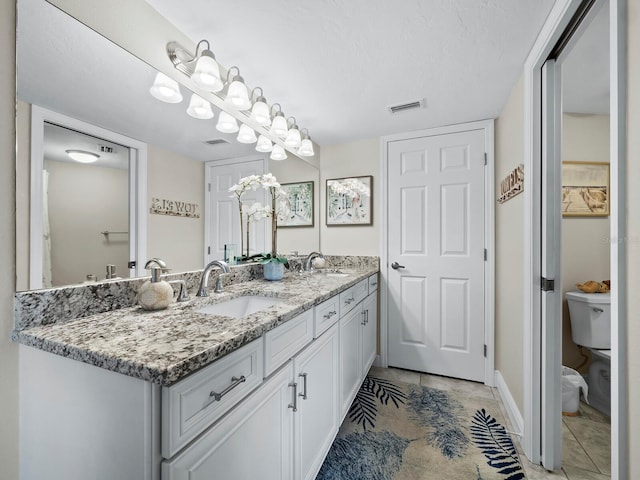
left=203, top=154, right=269, bottom=265
left=522, top=0, right=627, bottom=476
left=380, top=119, right=495, bottom=386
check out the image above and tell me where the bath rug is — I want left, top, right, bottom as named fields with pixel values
left=317, top=375, right=526, bottom=480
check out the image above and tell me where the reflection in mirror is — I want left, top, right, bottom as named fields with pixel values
left=16, top=0, right=320, bottom=291
left=43, top=123, right=130, bottom=287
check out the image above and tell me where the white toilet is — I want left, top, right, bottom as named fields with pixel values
left=565, top=291, right=611, bottom=416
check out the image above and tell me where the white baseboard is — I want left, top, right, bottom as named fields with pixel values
left=494, top=370, right=524, bottom=438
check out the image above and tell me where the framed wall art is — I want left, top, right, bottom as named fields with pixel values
left=562, top=161, right=609, bottom=217
left=326, top=176, right=372, bottom=226
left=278, top=181, right=314, bottom=227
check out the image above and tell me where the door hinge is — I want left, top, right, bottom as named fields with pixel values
left=128, top=261, right=136, bottom=269
left=541, top=277, right=555, bottom=292
left=484, top=344, right=487, bottom=357
left=208, top=183, right=211, bottom=192
left=484, top=249, right=487, bottom=261
left=207, top=246, right=211, bottom=255
left=484, top=152, right=488, bottom=165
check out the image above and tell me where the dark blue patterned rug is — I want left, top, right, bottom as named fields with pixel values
left=317, top=376, right=526, bottom=480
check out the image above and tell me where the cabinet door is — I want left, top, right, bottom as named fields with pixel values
left=162, top=364, right=294, bottom=480
left=362, top=292, right=378, bottom=376
left=339, top=306, right=363, bottom=420
left=294, top=324, right=339, bottom=480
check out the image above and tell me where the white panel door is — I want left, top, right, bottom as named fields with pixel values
left=206, top=158, right=266, bottom=262
left=387, top=129, right=486, bottom=381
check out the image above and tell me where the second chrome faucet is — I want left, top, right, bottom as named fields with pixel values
left=197, top=260, right=231, bottom=296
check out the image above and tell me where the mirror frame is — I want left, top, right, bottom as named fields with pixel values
left=28, top=105, right=148, bottom=289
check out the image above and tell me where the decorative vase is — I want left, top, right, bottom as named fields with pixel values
left=264, top=262, right=285, bottom=281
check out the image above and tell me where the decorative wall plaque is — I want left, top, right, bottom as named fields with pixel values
left=497, top=164, right=524, bottom=204
left=150, top=197, right=200, bottom=218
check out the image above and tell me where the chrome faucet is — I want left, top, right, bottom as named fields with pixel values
left=145, top=257, right=169, bottom=273
left=303, top=252, right=324, bottom=271
left=197, top=260, right=231, bottom=296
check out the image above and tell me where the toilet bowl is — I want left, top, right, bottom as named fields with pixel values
left=565, top=291, right=611, bottom=416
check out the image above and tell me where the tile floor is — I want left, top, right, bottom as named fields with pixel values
left=368, top=366, right=611, bottom=480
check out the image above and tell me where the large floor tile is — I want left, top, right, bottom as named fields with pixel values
left=522, top=461, right=568, bottom=479
left=563, top=416, right=611, bottom=475
left=563, top=465, right=611, bottom=480
left=419, top=373, right=495, bottom=400
left=369, top=365, right=421, bottom=385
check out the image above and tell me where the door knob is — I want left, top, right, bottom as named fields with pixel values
left=391, top=262, right=405, bottom=270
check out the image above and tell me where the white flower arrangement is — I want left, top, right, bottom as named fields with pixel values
left=329, top=178, right=371, bottom=198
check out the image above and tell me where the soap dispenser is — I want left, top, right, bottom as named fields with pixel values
left=137, top=267, right=174, bottom=311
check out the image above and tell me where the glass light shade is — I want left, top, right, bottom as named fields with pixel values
left=297, top=138, right=315, bottom=157
left=66, top=149, right=99, bottom=164
left=191, top=51, right=223, bottom=92
left=284, top=127, right=302, bottom=148
left=225, top=78, right=251, bottom=111
left=255, top=135, right=273, bottom=152
left=270, top=145, right=287, bottom=161
left=186, top=94, right=214, bottom=119
left=216, top=111, right=239, bottom=133
left=149, top=72, right=183, bottom=103
left=270, top=114, right=289, bottom=137
left=237, top=124, right=257, bottom=144
left=250, top=100, right=271, bottom=126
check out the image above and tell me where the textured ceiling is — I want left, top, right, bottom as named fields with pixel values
left=146, top=0, right=557, bottom=145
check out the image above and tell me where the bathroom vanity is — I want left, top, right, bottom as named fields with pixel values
left=14, top=263, right=378, bottom=480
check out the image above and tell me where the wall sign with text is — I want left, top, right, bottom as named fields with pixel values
left=150, top=197, right=200, bottom=218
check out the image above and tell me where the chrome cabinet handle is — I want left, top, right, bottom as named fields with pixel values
left=323, top=310, right=337, bottom=319
left=210, top=375, right=246, bottom=401
left=361, top=311, right=367, bottom=325
left=288, top=382, right=298, bottom=412
left=365, top=309, right=369, bottom=324
left=298, top=373, right=308, bottom=400
left=391, top=262, right=405, bottom=270
left=345, top=297, right=355, bottom=305
left=593, top=307, right=604, bottom=313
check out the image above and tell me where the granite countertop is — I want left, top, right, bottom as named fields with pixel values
left=13, top=268, right=378, bottom=386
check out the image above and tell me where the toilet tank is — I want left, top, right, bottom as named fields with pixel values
left=565, top=291, right=611, bottom=349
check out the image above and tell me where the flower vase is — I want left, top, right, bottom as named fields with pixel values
left=263, top=262, right=285, bottom=281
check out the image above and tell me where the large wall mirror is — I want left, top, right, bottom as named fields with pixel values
left=16, top=0, right=320, bottom=291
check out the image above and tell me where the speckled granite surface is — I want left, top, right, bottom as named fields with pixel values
left=13, top=267, right=377, bottom=386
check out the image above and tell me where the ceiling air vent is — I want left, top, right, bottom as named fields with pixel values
left=97, top=145, right=114, bottom=153
left=204, top=138, right=230, bottom=146
left=387, top=99, right=425, bottom=114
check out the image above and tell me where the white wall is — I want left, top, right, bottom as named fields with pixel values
left=494, top=75, right=525, bottom=413
left=147, top=144, right=205, bottom=272
left=561, top=114, right=610, bottom=370
left=319, top=138, right=380, bottom=255
left=16, top=101, right=30, bottom=291
left=45, top=160, right=129, bottom=284
left=1, top=0, right=18, bottom=478
left=626, top=0, right=640, bottom=475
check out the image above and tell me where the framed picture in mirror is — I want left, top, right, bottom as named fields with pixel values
left=326, top=176, right=373, bottom=226
left=562, top=161, right=610, bottom=217
left=278, top=181, right=314, bottom=227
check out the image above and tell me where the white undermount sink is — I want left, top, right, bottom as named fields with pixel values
left=314, top=269, right=350, bottom=278
left=196, top=295, right=285, bottom=319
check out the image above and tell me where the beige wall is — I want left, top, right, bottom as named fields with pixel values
left=561, top=114, right=610, bottom=370
left=319, top=138, right=380, bottom=255
left=270, top=157, right=320, bottom=255
left=16, top=101, right=30, bottom=291
left=45, top=160, right=129, bottom=285
left=494, top=75, right=525, bottom=413
left=147, top=145, right=205, bottom=272
left=626, top=0, right=640, bottom=475
left=1, top=0, right=18, bottom=478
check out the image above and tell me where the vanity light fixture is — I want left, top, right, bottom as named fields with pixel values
left=237, top=124, right=257, bottom=144
left=270, top=145, right=287, bottom=161
left=249, top=87, right=271, bottom=126
left=269, top=104, right=288, bottom=138
left=216, top=110, right=240, bottom=133
left=297, top=129, right=315, bottom=157
left=284, top=117, right=302, bottom=149
left=167, top=40, right=223, bottom=93
left=66, top=149, right=100, bottom=164
left=224, top=66, right=251, bottom=111
left=186, top=93, right=214, bottom=119
left=149, top=72, right=183, bottom=103
left=255, top=135, right=273, bottom=152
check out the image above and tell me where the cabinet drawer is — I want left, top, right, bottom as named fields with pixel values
left=162, top=338, right=264, bottom=459
left=339, top=279, right=368, bottom=316
left=264, top=309, right=314, bottom=377
left=314, top=296, right=340, bottom=338
left=368, top=273, right=378, bottom=294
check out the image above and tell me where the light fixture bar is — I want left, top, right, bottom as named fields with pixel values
left=167, top=41, right=200, bottom=77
